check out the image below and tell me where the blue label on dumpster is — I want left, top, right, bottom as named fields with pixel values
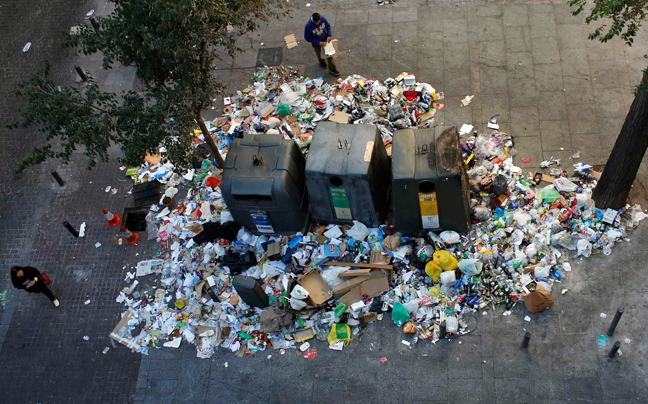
left=251, top=211, right=274, bottom=233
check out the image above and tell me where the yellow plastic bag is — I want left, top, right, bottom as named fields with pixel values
left=327, top=324, right=351, bottom=346
left=425, top=260, right=442, bottom=282
left=428, top=284, right=441, bottom=297
left=433, top=250, right=458, bottom=271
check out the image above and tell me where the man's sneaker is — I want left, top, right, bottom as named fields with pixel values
left=329, top=69, right=340, bottom=76
left=319, top=61, right=327, bottom=68
left=53, top=299, right=60, bottom=307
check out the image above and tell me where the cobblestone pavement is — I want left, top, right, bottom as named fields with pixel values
left=1, top=0, right=648, bottom=403
left=0, top=1, right=143, bottom=403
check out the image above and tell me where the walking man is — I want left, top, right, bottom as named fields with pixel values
left=304, top=13, right=340, bottom=76
left=11, top=266, right=60, bottom=306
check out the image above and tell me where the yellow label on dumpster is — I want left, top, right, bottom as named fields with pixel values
left=419, top=192, right=439, bottom=229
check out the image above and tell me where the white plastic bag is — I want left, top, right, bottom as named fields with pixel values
left=577, top=239, right=592, bottom=257
left=440, top=231, right=460, bottom=244
left=457, top=259, right=483, bottom=276
left=534, top=266, right=550, bottom=280
left=440, top=271, right=457, bottom=286
left=290, top=298, right=307, bottom=310
left=446, top=316, right=458, bottom=333
left=346, top=221, right=369, bottom=241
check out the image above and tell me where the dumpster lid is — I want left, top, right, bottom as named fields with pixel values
left=307, top=122, right=380, bottom=175
left=231, top=177, right=273, bottom=200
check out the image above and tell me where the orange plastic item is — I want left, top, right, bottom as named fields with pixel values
left=402, top=322, right=416, bottom=334
left=206, top=176, right=221, bottom=189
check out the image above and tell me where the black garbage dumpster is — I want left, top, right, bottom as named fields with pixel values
left=221, top=134, right=309, bottom=235
left=391, top=126, right=471, bottom=235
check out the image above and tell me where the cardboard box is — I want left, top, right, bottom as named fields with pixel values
left=322, top=262, right=394, bottom=284
left=320, top=39, right=339, bottom=59
left=338, top=268, right=373, bottom=279
left=370, top=250, right=391, bottom=264
left=332, top=275, right=372, bottom=297
left=109, top=309, right=141, bottom=350
left=523, top=283, right=553, bottom=313
left=298, top=270, right=333, bottom=305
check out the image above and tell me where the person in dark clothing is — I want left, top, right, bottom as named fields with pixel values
left=304, top=13, right=340, bottom=76
left=10, top=266, right=59, bottom=306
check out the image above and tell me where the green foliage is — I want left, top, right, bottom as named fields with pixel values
left=65, top=0, right=289, bottom=110
left=12, top=0, right=289, bottom=173
left=9, top=62, right=198, bottom=173
left=9, top=62, right=116, bottom=173
left=569, top=0, right=647, bottom=46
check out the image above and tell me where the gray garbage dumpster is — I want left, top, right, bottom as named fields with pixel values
left=305, top=122, right=390, bottom=227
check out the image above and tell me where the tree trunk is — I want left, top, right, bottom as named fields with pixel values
left=195, top=109, right=225, bottom=168
left=592, top=86, right=648, bottom=210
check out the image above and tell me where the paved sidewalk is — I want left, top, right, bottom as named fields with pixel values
left=0, top=0, right=647, bottom=403
left=0, top=1, right=142, bottom=402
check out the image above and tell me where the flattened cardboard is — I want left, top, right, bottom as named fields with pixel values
left=523, top=283, right=553, bottom=313
left=284, top=33, right=298, bottom=49
left=329, top=110, right=350, bottom=124
left=109, top=309, right=141, bottom=350
left=314, top=234, right=328, bottom=244
left=370, top=250, right=391, bottom=264
left=298, top=270, right=333, bottom=305
left=360, top=274, right=389, bottom=298
left=293, top=328, right=315, bottom=342
left=419, top=110, right=435, bottom=123
left=339, top=286, right=362, bottom=307
left=266, top=242, right=282, bottom=257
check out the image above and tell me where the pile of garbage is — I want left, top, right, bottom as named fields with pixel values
left=109, top=69, right=647, bottom=358
left=200, top=67, right=442, bottom=160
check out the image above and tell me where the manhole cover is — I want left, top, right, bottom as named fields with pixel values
left=256, top=47, right=283, bottom=67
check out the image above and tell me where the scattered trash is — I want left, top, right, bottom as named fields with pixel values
left=459, top=124, right=473, bottom=136
left=107, top=66, right=647, bottom=360
left=461, top=95, right=474, bottom=106
left=600, top=313, right=607, bottom=319
left=380, top=357, right=387, bottom=363
left=83, top=336, right=90, bottom=341
left=23, top=42, right=31, bottom=53
left=303, top=347, right=317, bottom=359
left=103, top=347, right=110, bottom=354
left=84, top=299, right=91, bottom=305
left=598, top=335, right=607, bottom=346
left=94, top=242, right=101, bottom=248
